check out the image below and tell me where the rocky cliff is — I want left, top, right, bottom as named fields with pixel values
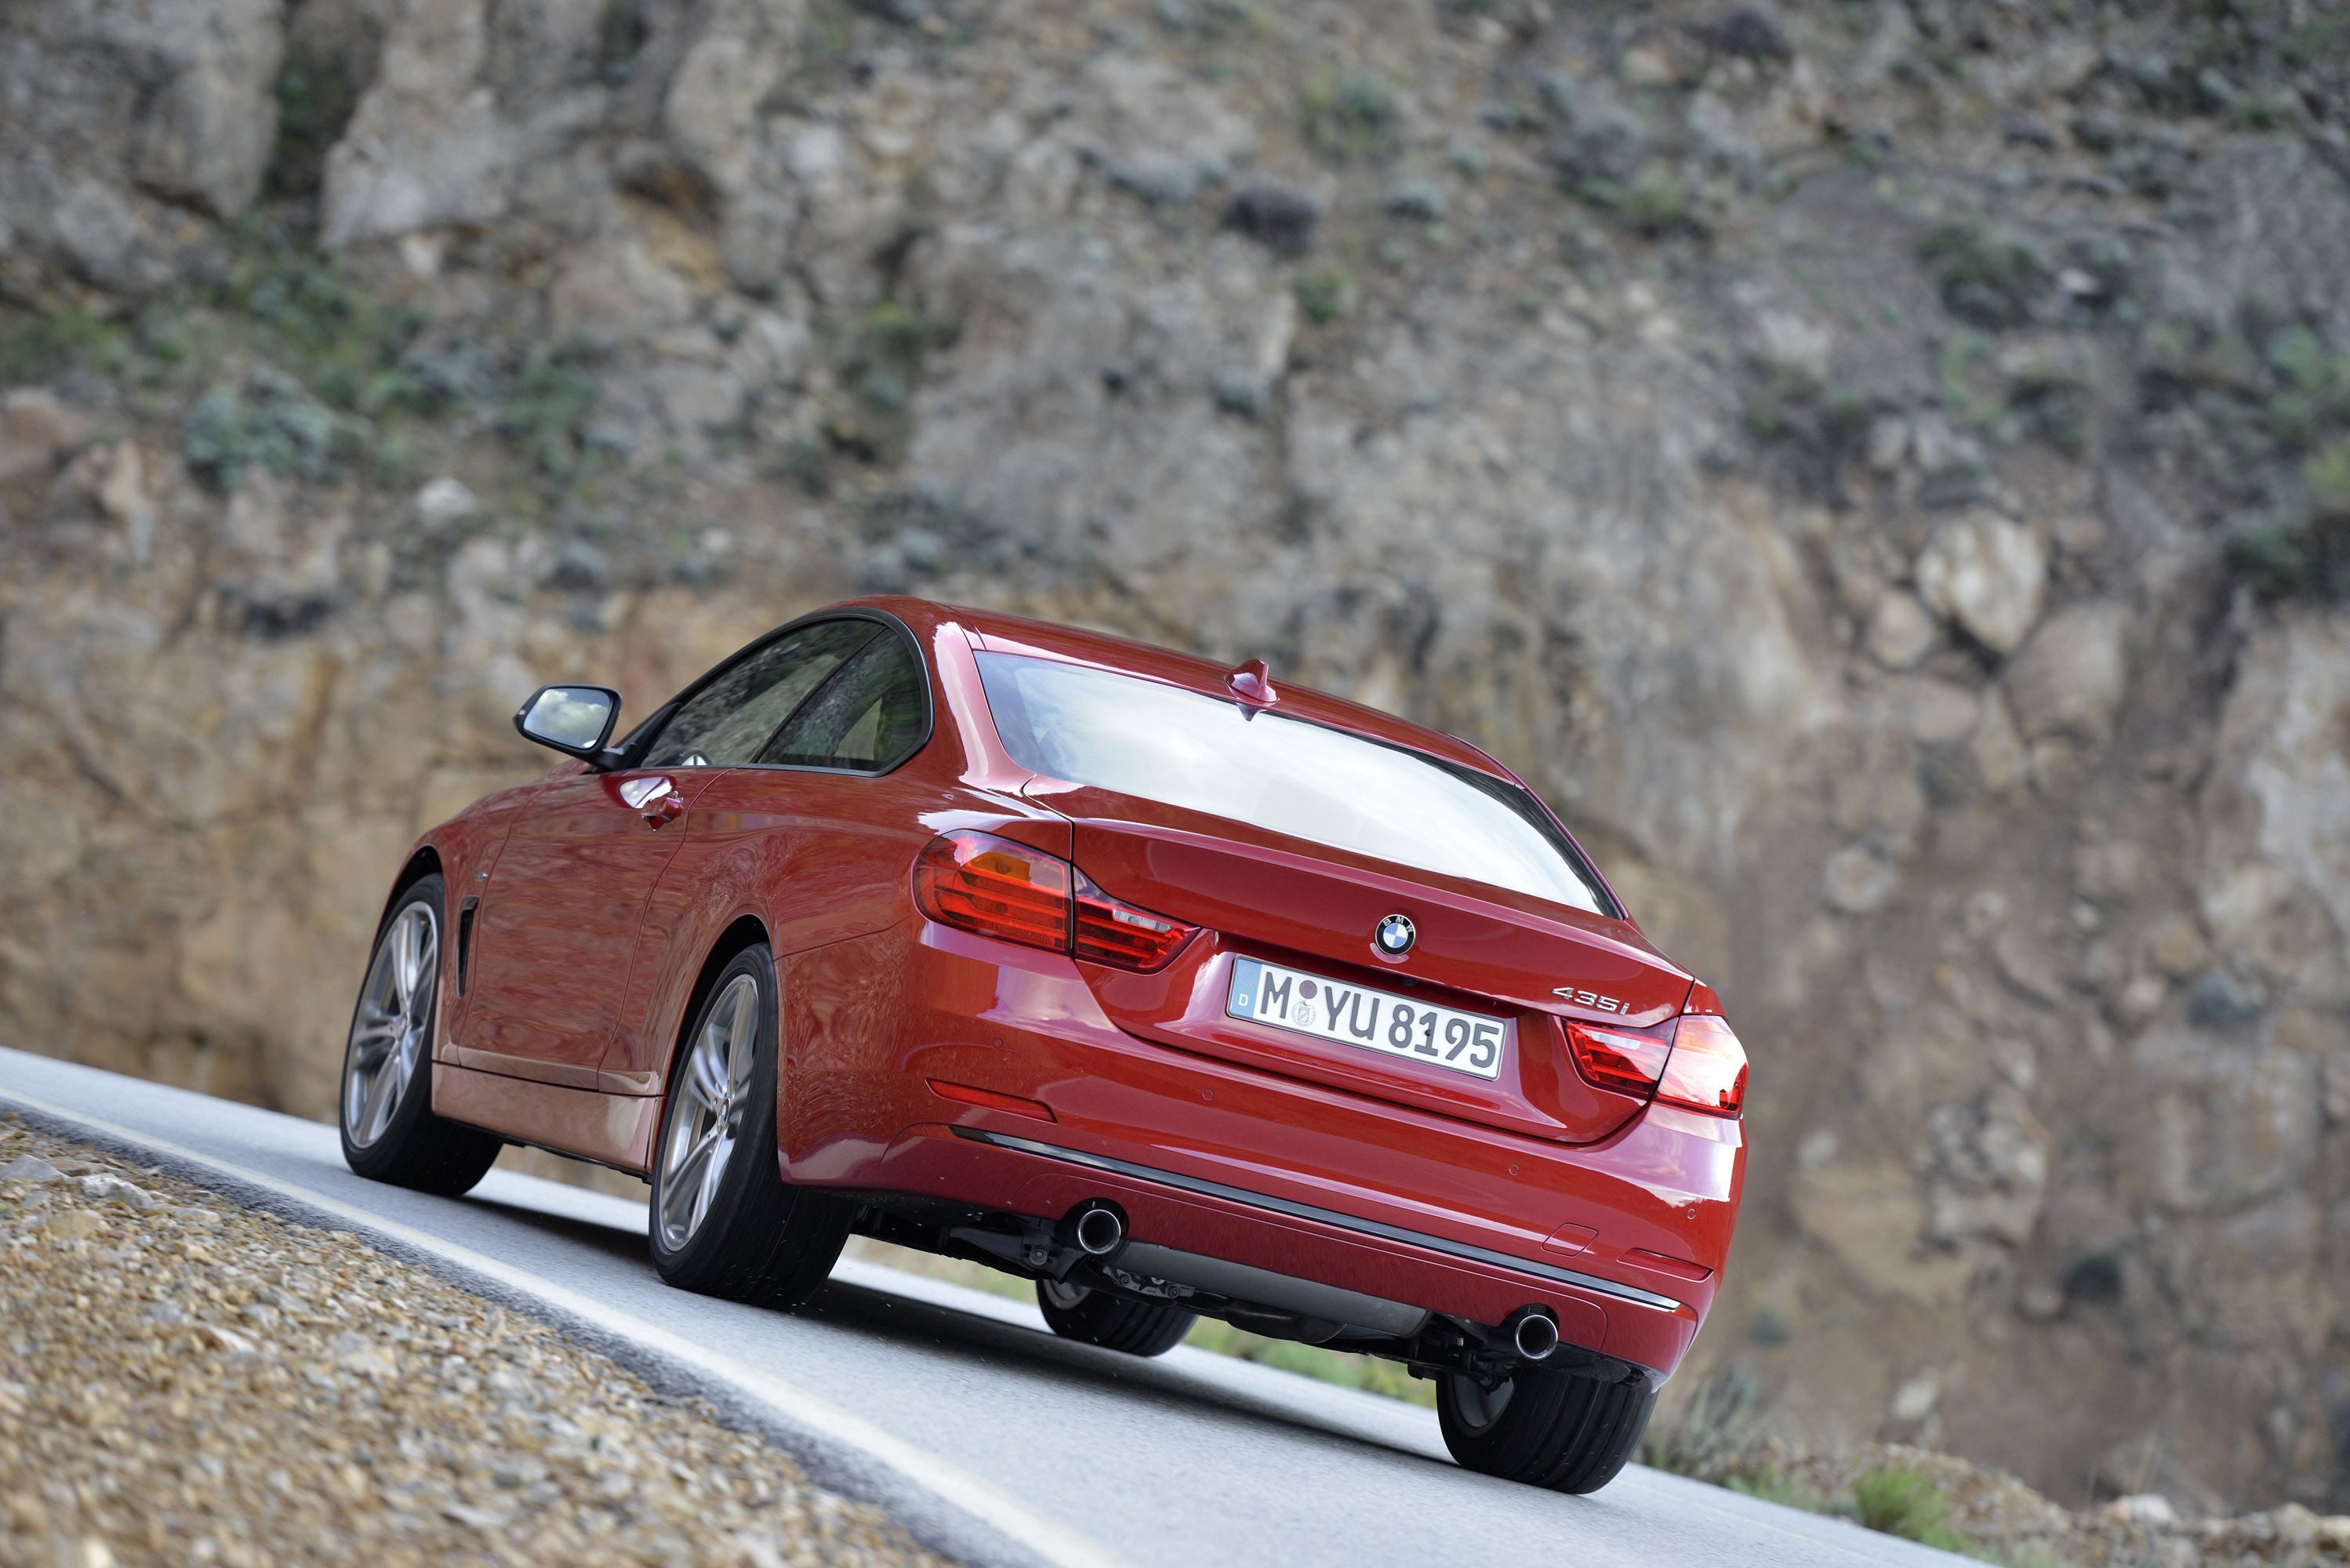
left=4, top=0, right=2348, bottom=1515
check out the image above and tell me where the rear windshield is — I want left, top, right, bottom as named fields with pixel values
left=975, top=653, right=1616, bottom=917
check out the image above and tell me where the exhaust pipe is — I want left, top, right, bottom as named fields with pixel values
left=1506, top=1308, right=1560, bottom=1362
left=1063, top=1200, right=1127, bottom=1258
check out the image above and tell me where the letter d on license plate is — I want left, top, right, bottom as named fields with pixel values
left=1226, top=957, right=1507, bottom=1080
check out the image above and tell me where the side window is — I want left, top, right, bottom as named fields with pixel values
left=642, top=622, right=877, bottom=768
left=760, top=631, right=928, bottom=771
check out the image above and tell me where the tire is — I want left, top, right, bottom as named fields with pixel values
left=1036, top=1278, right=1197, bottom=1356
left=1436, top=1363, right=1657, bottom=1494
left=649, top=944, right=852, bottom=1309
left=338, top=874, right=503, bottom=1196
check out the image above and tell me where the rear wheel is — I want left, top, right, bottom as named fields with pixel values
left=649, top=944, right=852, bottom=1308
left=338, top=874, right=502, bottom=1195
left=1437, top=1363, right=1656, bottom=1494
left=1036, top=1279, right=1196, bottom=1356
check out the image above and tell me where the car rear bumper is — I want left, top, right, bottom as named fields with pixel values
left=781, top=921, right=1744, bottom=1380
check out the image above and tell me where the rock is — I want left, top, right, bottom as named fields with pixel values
left=1381, top=179, right=1447, bottom=222
left=1901, top=679, right=1979, bottom=746
left=0, top=390, right=94, bottom=485
left=1865, top=593, right=1936, bottom=670
left=0, top=1154, right=65, bottom=1185
left=75, top=1174, right=158, bottom=1210
left=1225, top=185, right=1321, bottom=256
left=1968, top=688, right=2029, bottom=792
left=2111, top=1493, right=2179, bottom=1527
left=2141, top=913, right=2209, bottom=978
left=329, top=1330, right=398, bottom=1381
left=1923, top=1086, right=2048, bottom=1245
left=2004, top=602, right=2127, bottom=743
left=1109, top=157, right=1201, bottom=206
left=319, top=0, right=524, bottom=249
left=1888, top=1374, right=1939, bottom=1423
left=45, top=1209, right=105, bottom=1241
left=127, top=0, right=286, bottom=220
left=413, top=477, right=479, bottom=530
left=2185, top=971, right=2262, bottom=1029
left=1915, top=513, right=2047, bottom=655
left=1212, top=369, right=1268, bottom=419
left=1823, top=845, right=1896, bottom=913
left=1705, top=9, right=1793, bottom=62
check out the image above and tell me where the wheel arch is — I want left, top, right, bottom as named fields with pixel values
left=659, top=914, right=774, bottom=1097
left=376, top=845, right=445, bottom=941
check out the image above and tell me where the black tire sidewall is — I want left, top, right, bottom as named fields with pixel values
left=340, top=874, right=448, bottom=1176
left=648, top=944, right=783, bottom=1277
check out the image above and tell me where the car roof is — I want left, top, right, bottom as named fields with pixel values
left=840, top=595, right=1520, bottom=783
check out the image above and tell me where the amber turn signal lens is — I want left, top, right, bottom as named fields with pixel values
left=1657, top=1013, right=1747, bottom=1117
left=1564, top=1020, right=1674, bottom=1098
left=912, top=831, right=1071, bottom=953
left=1072, top=870, right=1197, bottom=972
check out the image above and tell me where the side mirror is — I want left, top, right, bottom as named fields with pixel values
left=514, top=685, right=621, bottom=760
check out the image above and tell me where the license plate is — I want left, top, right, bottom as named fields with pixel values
left=1226, top=957, right=1508, bottom=1080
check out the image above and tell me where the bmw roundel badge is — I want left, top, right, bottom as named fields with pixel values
left=1375, top=914, right=1416, bottom=956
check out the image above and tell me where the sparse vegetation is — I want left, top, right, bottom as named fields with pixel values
left=1294, top=264, right=1353, bottom=325
left=1918, top=223, right=2049, bottom=331
left=1302, top=73, right=1402, bottom=162
left=1849, top=1465, right=1970, bottom=1552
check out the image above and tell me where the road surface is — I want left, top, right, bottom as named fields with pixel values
left=0, top=1047, right=1962, bottom=1568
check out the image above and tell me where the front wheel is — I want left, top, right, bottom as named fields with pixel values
left=1036, top=1279, right=1196, bottom=1356
left=338, top=873, right=502, bottom=1195
left=1437, top=1364, right=1656, bottom=1494
left=648, top=944, right=852, bottom=1308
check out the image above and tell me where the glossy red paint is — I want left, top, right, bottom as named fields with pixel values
left=395, top=597, right=1747, bottom=1382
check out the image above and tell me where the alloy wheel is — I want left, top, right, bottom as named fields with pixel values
left=657, top=972, right=761, bottom=1251
left=343, top=902, right=438, bottom=1149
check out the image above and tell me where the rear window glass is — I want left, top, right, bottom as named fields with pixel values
left=975, top=653, right=1615, bottom=917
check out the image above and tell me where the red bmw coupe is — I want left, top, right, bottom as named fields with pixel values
left=338, top=597, right=1746, bottom=1492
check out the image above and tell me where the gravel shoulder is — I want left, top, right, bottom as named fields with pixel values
left=0, top=1114, right=953, bottom=1568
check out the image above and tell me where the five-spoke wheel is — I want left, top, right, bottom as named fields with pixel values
left=337, top=874, right=502, bottom=1194
left=648, top=944, right=852, bottom=1308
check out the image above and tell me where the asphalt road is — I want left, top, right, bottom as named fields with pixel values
left=1, top=1047, right=1963, bottom=1568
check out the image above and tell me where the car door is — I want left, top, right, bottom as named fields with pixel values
left=455, top=620, right=877, bottom=1087
left=601, top=620, right=944, bottom=1094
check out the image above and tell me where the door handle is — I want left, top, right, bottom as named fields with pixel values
left=619, top=775, right=685, bottom=828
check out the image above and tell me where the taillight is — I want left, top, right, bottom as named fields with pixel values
left=1564, top=1021, right=1673, bottom=1098
left=1657, top=1013, right=1747, bottom=1117
left=912, top=832, right=1198, bottom=972
left=913, top=831, right=1070, bottom=953
left=1073, top=870, right=1194, bottom=971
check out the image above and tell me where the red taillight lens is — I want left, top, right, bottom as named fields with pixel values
left=912, top=831, right=1070, bottom=953
left=912, top=833, right=1197, bottom=973
left=1564, top=1021, right=1673, bottom=1098
left=1072, top=870, right=1197, bottom=971
left=1657, top=1014, right=1747, bottom=1117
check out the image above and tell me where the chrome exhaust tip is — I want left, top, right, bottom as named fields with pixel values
left=1070, top=1202, right=1126, bottom=1258
left=1507, top=1308, right=1560, bottom=1362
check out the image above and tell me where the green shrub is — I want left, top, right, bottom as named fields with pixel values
left=1302, top=74, right=1401, bottom=161
left=1612, top=162, right=1706, bottom=238
left=498, top=344, right=601, bottom=475
left=1295, top=265, right=1352, bottom=325
left=2307, top=437, right=2350, bottom=519
left=1849, top=1465, right=1968, bottom=1551
left=0, top=310, right=120, bottom=384
left=1918, top=223, right=2049, bottom=331
left=183, top=367, right=343, bottom=490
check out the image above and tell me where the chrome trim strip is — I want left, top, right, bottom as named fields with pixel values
left=949, top=1126, right=1685, bottom=1313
